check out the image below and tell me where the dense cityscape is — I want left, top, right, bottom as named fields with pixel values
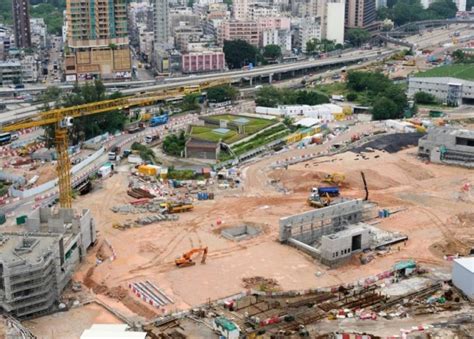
left=0, top=0, right=473, bottom=337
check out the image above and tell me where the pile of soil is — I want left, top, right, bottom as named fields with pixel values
left=242, top=276, right=281, bottom=292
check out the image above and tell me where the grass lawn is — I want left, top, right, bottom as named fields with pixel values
left=189, top=125, right=241, bottom=143
left=206, top=114, right=275, bottom=131
left=414, top=64, right=474, bottom=81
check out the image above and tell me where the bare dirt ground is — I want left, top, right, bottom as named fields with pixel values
left=24, top=124, right=474, bottom=336
left=23, top=303, right=123, bottom=339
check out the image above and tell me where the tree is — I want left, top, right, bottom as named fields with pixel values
left=372, top=97, right=399, bottom=120
left=263, top=44, right=282, bottom=60
left=163, top=131, right=187, bottom=156
left=255, top=86, right=281, bottom=107
left=40, top=86, right=62, bottom=102
left=427, top=0, right=458, bottom=19
left=206, top=85, right=238, bottom=103
left=182, top=93, right=200, bottom=111
left=414, top=91, right=438, bottom=105
left=306, top=38, right=320, bottom=55
left=346, top=29, right=370, bottom=47
left=223, top=40, right=259, bottom=69
left=346, top=92, right=358, bottom=101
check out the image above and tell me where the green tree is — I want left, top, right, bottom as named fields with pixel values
left=206, top=85, right=238, bottom=103
left=372, top=97, right=399, bottom=120
left=223, top=40, right=259, bottom=69
left=40, top=86, right=63, bottom=102
left=163, top=131, right=187, bottom=157
left=346, top=28, right=370, bottom=47
left=392, top=0, right=425, bottom=25
left=414, top=91, right=438, bottom=105
left=263, top=44, right=282, bottom=60
left=346, top=92, right=358, bottom=101
left=306, top=38, right=320, bottom=54
left=182, top=93, right=200, bottom=111
left=30, top=3, right=64, bottom=34
left=255, top=86, right=281, bottom=107
left=427, top=0, right=458, bottom=19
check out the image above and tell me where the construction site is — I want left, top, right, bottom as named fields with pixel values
left=0, top=115, right=470, bottom=338
left=0, top=53, right=474, bottom=339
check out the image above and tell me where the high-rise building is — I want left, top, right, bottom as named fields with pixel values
left=325, top=0, right=345, bottom=44
left=64, top=0, right=131, bottom=81
left=12, top=0, right=32, bottom=49
left=233, top=0, right=249, bottom=20
left=345, top=0, right=376, bottom=29
left=154, top=0, right=170, bottom=46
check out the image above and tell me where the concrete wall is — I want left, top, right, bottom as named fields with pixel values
left=452, top=258, right=474, bottom=299
left=326, top=1, right=345, bottom=44
left=279, top=200, right=365, bottom=242
left=320, top=226, right=369, bottom=264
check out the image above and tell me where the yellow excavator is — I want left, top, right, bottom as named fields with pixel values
left=175, top=247, right=208, bottom=268
left=308, top=192, right=331, bottom=208
left=322, top=173, right=345, bottom=186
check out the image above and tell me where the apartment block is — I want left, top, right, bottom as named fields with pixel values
left=0, top=61, right=22, bottom=85
left=248, top=4, right=280, bottom=20
left=345, top=0, right=377, bottom=29
left=233, top=0, right=249, bottom=20
left=64, top=0, right=131, bottom=81
left=154, top=0, right=170, bottom=45
left=260, top=29, right=292, bottom=52
left=12, top=0, right=32, bottom=49
left=0, top=208, right=96, bottom=319
left=296, top=17, right=322, bottom=53
left=181, top=51, right=225, bottom=73
left=325, top=0, right=345, bottom=44
left=218, top=20, right=259, bottom=46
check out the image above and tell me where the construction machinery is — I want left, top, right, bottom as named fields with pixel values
left=159, top=202, right=194, bottom=214
left=0, top=78, right=231, bottom=208
left=175, top=247, right=208, bottom=268
left=308, top=192, right=331, bottom=208
left=322, top=173, right=345, bottom=186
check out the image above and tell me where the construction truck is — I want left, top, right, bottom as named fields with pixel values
left=159, top=202, right=193, bottom=214
left=175, top=247, right=208, bottom=268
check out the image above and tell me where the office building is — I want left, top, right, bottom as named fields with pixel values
left=345, top=0, right=377, bottom=29
left=64, top=0, right=131, bottom=81
left=12, top=0, right=32, bottom=48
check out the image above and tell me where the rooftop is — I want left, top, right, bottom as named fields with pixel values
left=414, top=64, right=474, bottom=81
left=454, top=257, right=474, bottom=273
left=0, top=233, right=60, bottom=266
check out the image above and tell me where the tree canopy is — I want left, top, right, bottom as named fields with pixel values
left=414, top=91, right=438, bottom=105
left=347, top=71, right=407, bottom=120
left=346, top=29, right=370, bottom=47
left=377, top=0, right=458, bottom=26
left=206, top=85, right=238, bottom=103
left=263, top=44, right=282, bottom=60
left=223, top=40, right=259, bottom=69
left=372, top=97, right=399, bottom=120
left=163, top=131, right=186, bottom=157
left=255, top=86, right=330, bottom=107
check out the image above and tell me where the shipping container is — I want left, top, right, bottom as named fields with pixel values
left=16, top=215, right=27, bottom=225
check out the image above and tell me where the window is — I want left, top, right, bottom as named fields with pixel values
left=456, top=137, right=474, bottom=147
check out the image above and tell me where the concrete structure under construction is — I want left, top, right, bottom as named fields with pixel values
left=278, top=200, right=406, bottom=266
left=408, top=77, right=474, bottom=106
left=418, top=127, right=474, bottom=168
left=0, top=208, right=96, bottom=319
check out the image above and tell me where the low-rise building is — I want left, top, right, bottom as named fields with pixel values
left=20, top=54, right=39, bottom=83
left=185, top=138, right=220, bottom=159
left=408, top=75, right=474, bottom=106
left=30, top=18, right=47, bottom=48
left=182, top=51, right=225, bottom=73
left=418, top=127, right=474, bottom=167
left=0, top=208, right=96, bottom=319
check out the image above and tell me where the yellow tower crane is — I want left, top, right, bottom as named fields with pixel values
left=1, top=78, right=230, bottom=208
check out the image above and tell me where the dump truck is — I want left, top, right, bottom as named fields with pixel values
left=150, top=113, right=169, bottom=127
left=159, top=202, right=193, bottom=214
left=312, top=186, right=340, bottom=197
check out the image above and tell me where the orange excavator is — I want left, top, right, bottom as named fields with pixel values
left=175, top=247, right=208, bottom=268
